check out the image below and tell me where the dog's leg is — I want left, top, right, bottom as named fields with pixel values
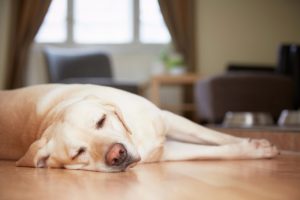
left=162, top=110, right=249, bottom=145
left=160, top=140, right=279, bottom=161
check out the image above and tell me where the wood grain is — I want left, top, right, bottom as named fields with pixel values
left=1, top=152, right=300, bottom=200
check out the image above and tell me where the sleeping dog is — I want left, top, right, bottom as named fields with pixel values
left=0, top=84, right=279, bottom=172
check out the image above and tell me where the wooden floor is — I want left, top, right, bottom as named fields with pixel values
left=1, top=152, right=300, bottom=200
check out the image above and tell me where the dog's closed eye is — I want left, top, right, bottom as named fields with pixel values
left=96, top=115, right=106, bottom=129
left=71, top=147, right=86, bottom=160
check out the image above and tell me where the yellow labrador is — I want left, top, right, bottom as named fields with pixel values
left=0, top=84, right=279, bottom=172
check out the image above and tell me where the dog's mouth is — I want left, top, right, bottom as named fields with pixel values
left=122, top=156, right=141, bottom=171
left=105, top=143, right=141, bottom=171
left=108, top=155, right=141, bottom=172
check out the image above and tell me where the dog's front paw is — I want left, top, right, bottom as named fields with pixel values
left=240, top=138, right=279, bottom=159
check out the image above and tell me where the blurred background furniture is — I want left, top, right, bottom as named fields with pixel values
left=194, top=44, right=300, bottom=124
left=195, top=73, right=293, bottom=124
left=149, top=74, right=199, bottom=120
left=280, top=44, right=300, bottom=109
left=43, top=47, right=141, bottom=94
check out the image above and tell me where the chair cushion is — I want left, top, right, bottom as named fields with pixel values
left=44, top=48, right=112, bottom=82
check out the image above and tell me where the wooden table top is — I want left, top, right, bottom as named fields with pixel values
left=1, top=152, right=300, bottom=200
left=150, top=73, right=199, bottom=84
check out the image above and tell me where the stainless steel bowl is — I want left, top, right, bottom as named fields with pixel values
left=222, top=112, right=274, bottom=127
left=278, top=110, right=300, bottom=126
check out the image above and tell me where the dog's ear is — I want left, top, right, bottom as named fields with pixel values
left=106, top=104, right=132, bottom=134
left=16, top=138, right=49, bottom=168
left=83, top=95, right=132, bottom=134
left=114, top=106, right=131, bottom=134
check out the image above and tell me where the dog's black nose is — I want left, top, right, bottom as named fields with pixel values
left=105, top=143, right=127, bottom=167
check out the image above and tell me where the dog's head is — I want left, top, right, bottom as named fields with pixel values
left=16, top=95, right=141, bottom=172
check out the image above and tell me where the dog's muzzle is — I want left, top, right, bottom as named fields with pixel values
left=105, top=143, right=141, bottom=171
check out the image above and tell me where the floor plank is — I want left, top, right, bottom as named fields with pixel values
left=0, top=152, right=300, bottom=200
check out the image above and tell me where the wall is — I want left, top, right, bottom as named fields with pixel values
left=196, top=0, right=300, bottom=76
left=0, top=0, right=11, bottom=89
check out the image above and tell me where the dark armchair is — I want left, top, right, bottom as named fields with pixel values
left=194, top=73, right=294, bottom=123
left=43, top=47, right=141, bottom=94
left=194, top=44, right=299, bottom=124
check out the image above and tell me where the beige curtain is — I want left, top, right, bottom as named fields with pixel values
left=5, top=0, right=52, bottom=89
left=158, top=0, right=196, bottom=72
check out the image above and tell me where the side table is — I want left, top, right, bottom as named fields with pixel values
left=148, top=73, right=199, bottom=119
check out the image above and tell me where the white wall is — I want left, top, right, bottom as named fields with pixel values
left=0, top=0, right=11, bottom=89
left=196, top=0, right=300, bottom=76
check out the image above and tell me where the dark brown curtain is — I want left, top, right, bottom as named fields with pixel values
left=5, top=0, right=52, bottom=89
left=158, top=0, right=196, bottom=72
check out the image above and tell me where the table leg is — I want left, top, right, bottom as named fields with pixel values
left=151, top=80, right=160, bottom=107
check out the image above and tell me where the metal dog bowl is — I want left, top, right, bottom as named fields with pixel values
left=278, top=110, right=300, bottom=127
left=223, top=112, right=274, bottom=127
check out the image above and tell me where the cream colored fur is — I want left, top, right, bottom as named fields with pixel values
left=0, top=84, right=279, bottom=172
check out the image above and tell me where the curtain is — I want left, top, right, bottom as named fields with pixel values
left=5, top=0, right=52, bottom=89
left=158, top=0, right=196, bottom=72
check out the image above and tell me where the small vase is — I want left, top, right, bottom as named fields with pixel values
left=169, top=66, right=186, bottom=75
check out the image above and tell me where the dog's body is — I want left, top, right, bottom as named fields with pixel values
left=0, top=84, right=278, bottom=172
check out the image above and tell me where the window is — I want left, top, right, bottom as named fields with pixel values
left=35, top=0, right=67, bottom=43
left=74, top=0, right=133, bottom=43
left=139, top=0, right=170, bottom=43
left=36, top=0, right=170, bottom=44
